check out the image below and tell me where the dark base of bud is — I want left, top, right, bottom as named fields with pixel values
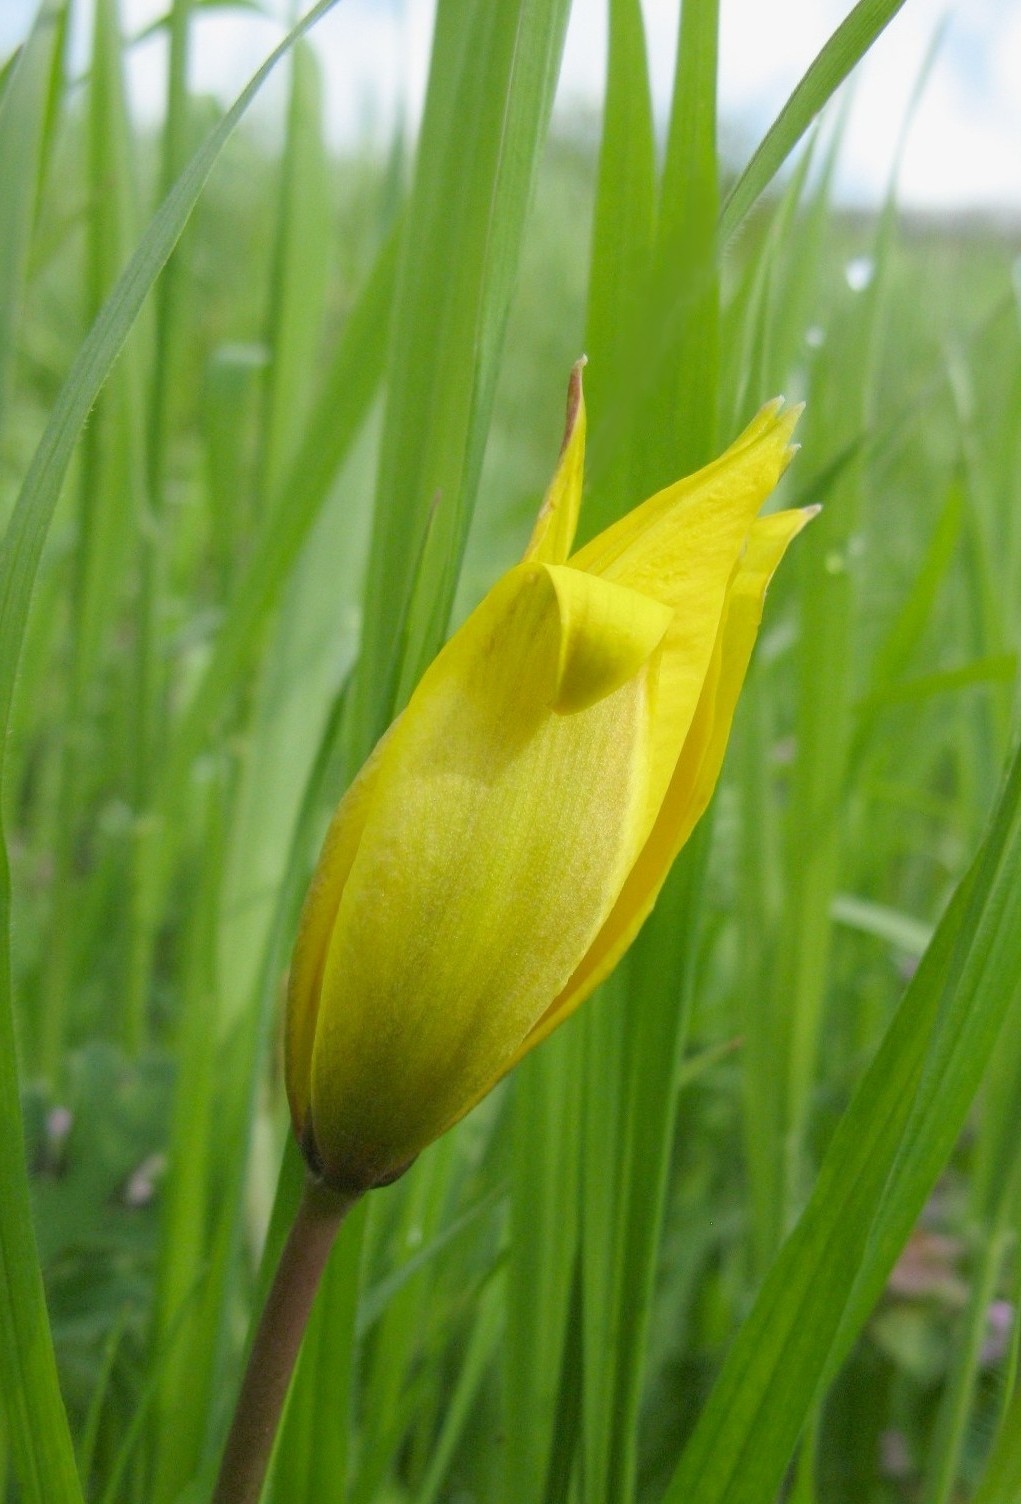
left=299, top=1118, right=417, bottom=1197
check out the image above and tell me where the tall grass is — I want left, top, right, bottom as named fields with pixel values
left=2, top=1, right=1021, bottom=1501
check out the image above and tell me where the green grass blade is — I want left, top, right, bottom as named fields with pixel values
left=349, top=0, right=572, bottom=755
left=38, top=0, right=147, bottom=1077
left=256, top=38, right=332, bottom=500
left=581, top=0, right=656, bottom=538
left=0, top=0, right=65, bottom=433
left=504, top=4, right=653, bottom=1495
left=645, top=0, right=719, bottom=483
left=0, top=6, right=339, bottom=1498
left=973, top=1378, right=1021, bottom=1503
left=0, top=0, right=344, bottom=762
left=0, top=834, right=83, bottom=1504
left=148, top=775, right=226, bottom=1504
left=157, top=222, right=398, bottom=816
left=720, top=0, right=910, bottom=244
left=661, top=733, right=1021, bottom=1504
left=415, top=1275, right=503, bottom=1504
left=505, top=1032, right=582, bottom=1500
left=606, top=826, right=712, bottom=1502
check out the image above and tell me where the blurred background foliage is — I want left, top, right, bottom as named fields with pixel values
left=2, top=1, right=1021, bottom=1502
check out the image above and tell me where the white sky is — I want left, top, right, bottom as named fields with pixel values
left=3, top=0, right=1021, bottom=213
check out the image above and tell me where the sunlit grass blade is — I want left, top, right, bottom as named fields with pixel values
left=663, top=731, right=1021, bottom=1504
left=0, top=0, right=66, bottom=433
left=0, top=6, right=340, bottom=1499
left=605, top=826, right=712, bottom=1501
left=0, top=0, right=345, bottom=761
left=38, top=0, right=147, bottom=1077
left=720, top=0, right=910, bottom=244
left=505, top=1032, right=582, bottom=1501
left=770, top=163, right=894, bottom=1231
left=148, top=774, right=226, bottom=1504
left=973, top=1381, right=1021, bottom=1504
left=644, top=0, right=719, bottom=484
left=0, top=10, right=82, bottom=1487
left=581, top=0, right=655, bottom=538
left=194, top=683, right=360, bottom=1489
left=0, top=842, right=83, bottom=1504
left=256, top=38, right=332, bottom=501
left=349, top=0, right=572, bottom=754
left=157, top=221, right=398, bottom=816
left=515, top=3, right=654, bottom=1494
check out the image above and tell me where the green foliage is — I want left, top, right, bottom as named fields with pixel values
left=2, top=2, right=1021, bottom=1502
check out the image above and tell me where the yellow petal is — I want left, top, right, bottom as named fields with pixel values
left=505, top=504, right=816, bottom=1068
left=523, top=358, right=587, bottom=566
left=284, top=723, right=397, bottom=1138
left=545, top=563, right=673, bottom=714
left=571, top=398, right=802, bottom=833
left=306, top=558, right=655, bottom=1188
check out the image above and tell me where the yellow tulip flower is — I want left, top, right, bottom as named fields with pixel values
left=285, top=362, right=812, bottom=1194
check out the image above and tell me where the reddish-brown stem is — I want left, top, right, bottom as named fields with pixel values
left=212, top=1177, right=359, bottom=1504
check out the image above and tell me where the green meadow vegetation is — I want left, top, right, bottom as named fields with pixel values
left=2, top=0, right=1021, bottom=1500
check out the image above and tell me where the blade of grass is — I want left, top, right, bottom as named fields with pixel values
left=972, top=1383, right=1021, bottom=1504
left=157, top=220, right=398, bottom=818
left=149, top=770, right=226, bottom=1504
left=720, top=0, right=911, bottom=244
left=607, top=825, right=712, bottom=1503
left=773, top=145, right=896, bottom=1229
left=661, top=731, right=1021, bottom=1504
left=256, top=38, right=332, bottom=503
left=508, top=3, right=654, bottom=1496
left=349, top=0, right=572, bottom=755
left=0, top=0, right=65, bottom=433
left=0, top=7, right=341, bottom=1500
left=577, top=6, right=720, bottom=1496
left=0, top=838, right=83, bottom=1504
left=580, top=0, right=656, bottom=539
left=643, top=0, right=719, bottom=485
left=0, top=0, right=346, bottom=767
left=505, top=1030, right=582, bottom=1501
left=39, top=0, right=147, bottom=1076
left=119, top=0, right=198, bottom=1044
left=415, top=1274, right=503, bottom=1504
left=0, top=28, right=78, bottom=1487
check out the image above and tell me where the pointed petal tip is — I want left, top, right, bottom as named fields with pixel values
left=559, top=359, right=587, bottom=458
left=754, top=397, right=803, bottom=458
left=780, top=501, right=820, bottom=543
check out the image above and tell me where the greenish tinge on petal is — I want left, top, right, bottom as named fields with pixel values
left=306, top=562, right=652, bottom=1189
left=285, top=724, right=396, bottom=1136
left=286, top=369, right=808, bottom=1193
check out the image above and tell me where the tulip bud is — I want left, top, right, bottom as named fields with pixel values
left=285, top=362, right=811, bottom=1193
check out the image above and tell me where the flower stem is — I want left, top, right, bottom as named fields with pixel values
left=212, top=1176, right=359, bottom=1504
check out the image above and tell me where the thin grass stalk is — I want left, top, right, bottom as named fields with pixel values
left=927, top=1221, right=1014, bottom=1504
left=121, top=0, right=196, bottom=1054
left=148, top=770, right=225, bottom=1502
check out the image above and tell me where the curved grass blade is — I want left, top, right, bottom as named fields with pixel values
left=0, top=0, right=343, bottom=757
left=720, top=0, right=910, bottom=244
left=661, top=732, right=1021, bottom=1504
left=973, top=1381, right=1021, bottom=1504
left=0, top=0, right=66, bottom=433
left=0, top=6, right=341, bottom=1500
